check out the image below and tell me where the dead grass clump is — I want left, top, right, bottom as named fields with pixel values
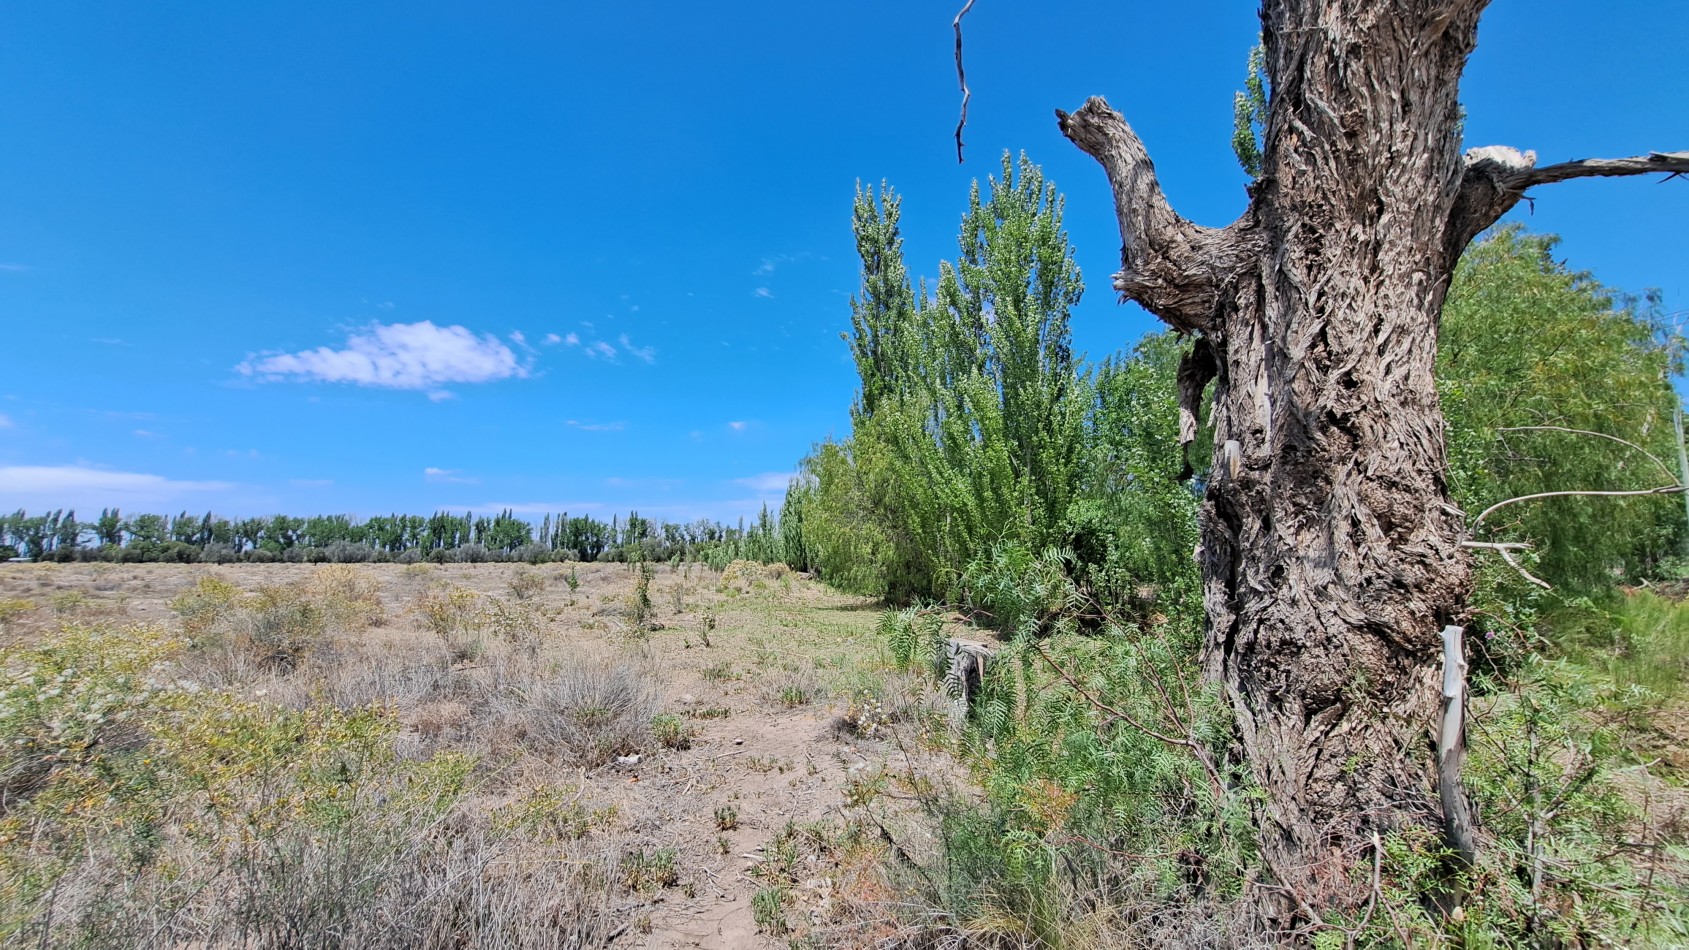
left=506, top=659, right=660, bottom=767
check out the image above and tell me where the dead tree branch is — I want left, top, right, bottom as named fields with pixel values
left=1447, top=147, right=1689, bottom=262
left=1473, top=485, right=1687, bottom=534
left=1054, top=97, right=1251, bottom=332
left=951, top=0, right=977, bottom=164
left=1498, top=425, right=1680, bottom=483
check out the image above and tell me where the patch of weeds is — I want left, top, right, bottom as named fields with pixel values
left=50, top=590, right=93, bottom=615
left=780, top=684, right=811, bottom=708
left=752, top=886, right=789, bottom=935
left=714, top=805, right=739, bottom=831
left=169, top=576, right=241, bottom=637
left=702, top=662, right=740, bottom=684
left=492, top=784, right=617, bottom=841
left=651, top=713, right=695, bottom=750
left=686, top=705, right=731, bottom=720
left=621, top=848, right=679, bottom=892
left=244, top=584, right=329, bottom=671
left=0, top=597, right=37, bottom=633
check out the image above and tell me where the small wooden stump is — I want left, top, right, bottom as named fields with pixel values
left=943, top=638, right=994, bottom=730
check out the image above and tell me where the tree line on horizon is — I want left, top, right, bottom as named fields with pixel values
left=0, top=504, right=791, bottom=568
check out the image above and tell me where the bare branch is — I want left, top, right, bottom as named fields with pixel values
left=1474, top=485, right=1686, bottom=534
left=1513, top=151, right=1689, bottom=189
left=951, top=0, right=977, bottom=165
left=1497, top=547, right=1552, bottom=590
left=1499, top=425, right=1680, bottom=483
left=1447, top=147, right=1689, bottom=263
left=1055, top=97, right=1247, bottom=332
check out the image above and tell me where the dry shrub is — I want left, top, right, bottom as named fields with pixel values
left=412, top=583, right=484, bottom=662
left=507, top=568, right=546, bottom=601
left=305, top=564, right=385, bottom=632
left=505, top=659, right=660, bottom=767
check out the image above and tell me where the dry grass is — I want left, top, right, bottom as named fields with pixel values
left=0, top=560, right=933, bottom=950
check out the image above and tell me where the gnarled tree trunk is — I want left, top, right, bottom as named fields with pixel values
left=1057, top=0, right=1689, bottom=931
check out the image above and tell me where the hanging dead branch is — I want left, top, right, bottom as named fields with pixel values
left=951, top=0, right=977, bottom=164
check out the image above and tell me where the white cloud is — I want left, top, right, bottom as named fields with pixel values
left=543, top=333, right=564, bottom=345
left=237, top=321, right=528, bottom=391
left=618, top=333, right=656, bottom=364
left=424, top=467, right=480, bottom=485
left=0, top=465, right=232, bottom=509
left=427, top=390, right=457, bottom=402
left=564, top=332, right=581, bottom=346
left=727, top=421, right=748, bottom=432
left=753, top=287, right=773, bottom=299
left=566, top=420, right=626, bottom=432
left=734, top=472, right=795, bottom=493
left=587, top=340, right=617, bottom=360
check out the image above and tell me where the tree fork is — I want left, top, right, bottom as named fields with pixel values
left=1058, top=0, right=1687, bottom=934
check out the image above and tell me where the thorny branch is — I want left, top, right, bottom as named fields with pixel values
left=952, top=0, right=977, bottom=164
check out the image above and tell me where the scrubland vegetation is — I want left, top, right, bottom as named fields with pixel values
left=5, top=155, right=1688, bottom=947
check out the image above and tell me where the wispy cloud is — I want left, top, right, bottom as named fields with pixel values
left=727, top=420, right=748, bottom=432
left=0, top=465, right=233, bottom=508
left=618, top=333, right=656, bottom=364
left=0, top=263, right=29, bottom=274
left=753, top=252, right=812, bottom=276
left=587, top=340, right=617, bottom=360
left=424, top=467, right=480, bottom=485
left=566, top=419, right=626, bottom=432
left=427, top=390, right=457, bottom=403
left=237, top=321, right=529, bottom=392
left=734, top=471, right=795, bottom=493
left=0, top=414, right=12, bottom=429
left=753, top=287, right=773, bottom=299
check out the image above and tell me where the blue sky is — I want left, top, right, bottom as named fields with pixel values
left=2, top=2, right=1685, bottom=524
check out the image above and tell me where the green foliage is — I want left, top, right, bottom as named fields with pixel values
left=1231, top=41, right=1268, bottom=178
left=1441, top=226, right=1684, bottom=599
left=797, top=153, right=1090, bottom=604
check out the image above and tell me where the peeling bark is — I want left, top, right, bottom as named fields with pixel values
left=1058, top=0, right=1684, bottom=933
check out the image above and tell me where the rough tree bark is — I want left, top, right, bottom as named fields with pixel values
left=1056, top=1, right=1689, bottom=930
